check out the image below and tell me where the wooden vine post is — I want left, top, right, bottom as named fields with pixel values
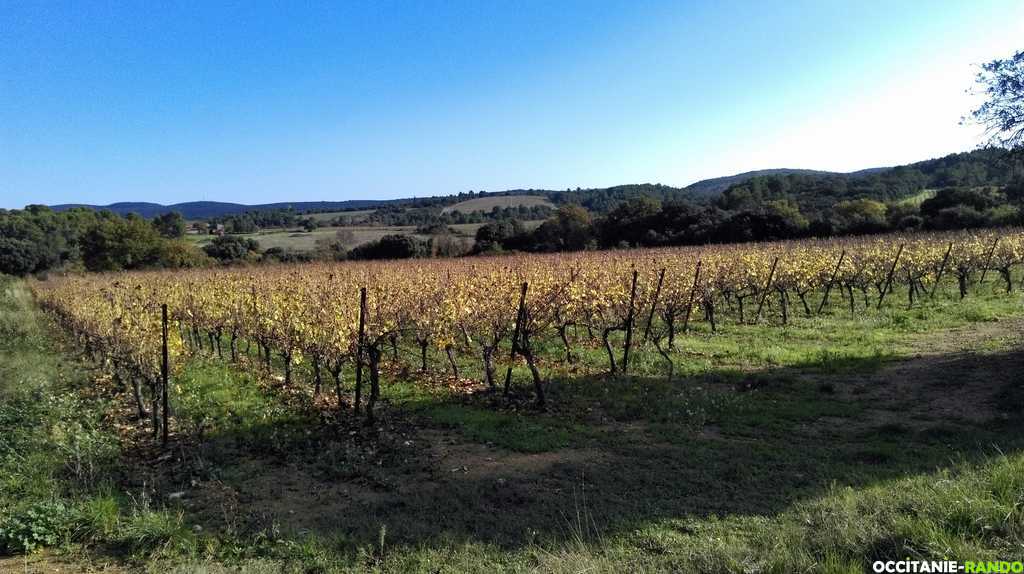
left=160, top=303, right=169, bottom=446
left=621, top=270, right=640, bottom=375
left=151, top=394, right=159, bottom=439
left=642, top=268, right=666, bottom=344
left=930, top=243, right=953, bottom=299
left=681, top=260, right=702, bottom=332
left=353, top=287, right=367, bottom=414
left=979, top=237, right=999, bottom=284
left=503, top=282, right=529, bottom=397
left=816, top=250, right=846, bottom=314
left=753, top=257, right=779, bottom=324
left=876, top=243, right=905, bottom=309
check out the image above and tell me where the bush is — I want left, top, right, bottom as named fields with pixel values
left=985, top=204, right=1021, bottom=226
left=348, top=234, right=427, bottom=260
left=0, top=237, right=42, bottom=276
left=831, top=199, right=889, bottom=234
left=473, top=219, right=524, bottom=253
left=895, top=214, right=924, bottom=230
left=203, top=235, right=261, bottom=262
left=263, top=247, right=313, bottom=263
left=927, top=205, right=989, bottom=230
left=0, top=500, right=79, bottom=554
left=429, top=234, right=472, bottom=257
left=156, top=240, right=215, bottom=268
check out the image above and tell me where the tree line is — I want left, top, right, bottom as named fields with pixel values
left=0, top=207, right=210, bottom=276
left=3, top=151, right=1022, bottom=275
left=470, top=152, right=1024, bottom=255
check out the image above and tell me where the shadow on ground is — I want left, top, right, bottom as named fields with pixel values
left=120, top=339, right=1024, bottom=553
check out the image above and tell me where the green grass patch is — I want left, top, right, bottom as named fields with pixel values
left=172, top=359, right=283, bottom=440
left=415, top=403, right=578, bottom=453
left=0, top=276, right=192, bottom=559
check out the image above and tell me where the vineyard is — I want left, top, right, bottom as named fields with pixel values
left=29, top=228, right=1024, bottom=435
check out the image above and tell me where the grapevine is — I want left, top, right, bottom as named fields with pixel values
left=31, top=228, right=1024, bottom=428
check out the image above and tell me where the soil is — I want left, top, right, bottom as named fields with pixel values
left=810, top=317, right=1024, bottom=433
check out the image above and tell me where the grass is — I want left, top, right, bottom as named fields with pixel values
left=171, top=359, right=284, bottom=441
left=407, top=402, right=582, bottom=452
left=133, top=451, right=1024, bottom=572
left=577, top=279, right=1015, bottom=380
left=0, top=277, right=193, bottom=560
left=895, top=189, right=939, bottom=207
left=355, top=451, right=1024, bottom=572
left=3, top=273, right=1024, bottom=571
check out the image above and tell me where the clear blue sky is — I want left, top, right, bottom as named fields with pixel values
left=2, top=0, right=1022, bottom=209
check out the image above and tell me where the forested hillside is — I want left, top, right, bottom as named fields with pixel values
left=474, top=148, right=1024, bottom=253
left=6, top=148, right=1023, bottom=276
left=719, top=148, right=1024, bottom=214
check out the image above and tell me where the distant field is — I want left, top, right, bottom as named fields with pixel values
left=189, top=223, right=516, bottom=251
left=305, top=209, right=377, bottom=223
left=895, top=189, right=938, bottom=207
left=188, top=220, right=545, bottom=252
left=441, top=195, right=554, bottom=214
left=190, top=226, right=423, bottom=251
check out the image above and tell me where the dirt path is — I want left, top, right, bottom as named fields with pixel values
left=817, top=316, right=1024, bottom=432
left=0, top=555, right=127, bottom=573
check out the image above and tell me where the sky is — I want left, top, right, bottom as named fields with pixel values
left=2, top=1, right=1023, bottom=209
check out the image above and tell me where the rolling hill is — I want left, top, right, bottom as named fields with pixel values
left=682, top=167, right=888, bottom=197
left=45, top=169, right=887, bottom=220
left=49, top=200, right=393, bottom=219
left=45, top=149, right=1013, bottom=220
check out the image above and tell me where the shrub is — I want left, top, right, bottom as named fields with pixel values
left=203, top=235, right=261, bottom=262
left=0, top=500, right=79, bottom=554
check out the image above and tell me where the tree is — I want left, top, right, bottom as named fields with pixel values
left=886, top=202, right=923, bottom=231
left=429, top=234, right=471, bottom=257
left=227, top=215, right=258, bottom=234
left=596, top=196, right=661, bottom=247
left=1006, top=176, right=1024, bottom=203
left=153, top=211, right=186, bottom=238
left=717, top=206, right=806, bottom=243
left=80, top=215, right=165, bottom=271
left=970, top=50, right=1024, bottom=149
left=263, top=247, right=313, bottom=263
left=920, top=187, right=1002, bottom=216
left=313, top=229, right=356, bottom=261
left=349, top=234, right=427, bottom=260
left=646, top=201, right=725, bottom=246
left=203, top=235, right=261, bottom=262
left=0, top=237, right=42, bottom=276
left=156, top=240, right=214, bottom=268
left=528, top=205, right=594, bottom=251
left=764, top=199, right=809, bottom=234
left=926, top=205, right=989, bottom=230
left=473, top=219, right=524, bottom=252
left=831, top=199, right=888, bottom=234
